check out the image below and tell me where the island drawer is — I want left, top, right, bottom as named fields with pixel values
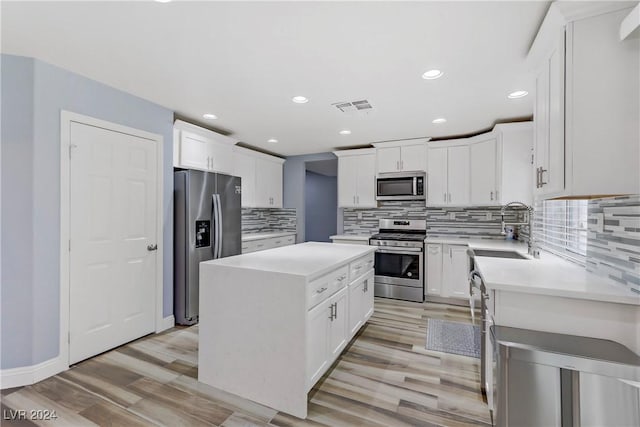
left=349, top=254, right=374, bottom=281
left=307, top=265, right=349, bottom=309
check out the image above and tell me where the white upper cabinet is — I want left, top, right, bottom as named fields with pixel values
left=376, top=146, right=401, bottom=173
left=233, top=150, right=255, bottom=207
left=470, top=137, right=497, bottom=205
left=426, top=142, right=469, bottom=206
left=528, top=4, right=640, bottom=198
left=495, top=123, right=533, bottom=205
left=233, top=146, right=284, bottom=208
left=447, top=145, right=470, bottom=206
left=470, top=123, right=533, bottom=206
left=373, top=141, right=428, bottom=173
left=335, top=149, right=376, bottom=208
left=532, top=29, right=565, bottom=198
left=173, top=120, right=237, bottom=175
left=427, top=147, right=447, bottom=205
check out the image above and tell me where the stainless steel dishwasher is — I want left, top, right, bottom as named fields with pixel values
left=493, top=326, right=640, bottom=427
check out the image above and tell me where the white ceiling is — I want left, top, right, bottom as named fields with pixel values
left=1, top=1, right=550, bottom=156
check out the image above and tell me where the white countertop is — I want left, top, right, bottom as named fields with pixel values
left=242, top=231, right=296, bottom=242
left=475, top=252, right=640, bottom=306
left=425, top=237, right=529, bottom=254
left=329, top=234, right=372, bottom=241
left=202, top=242, right=377, bottom=279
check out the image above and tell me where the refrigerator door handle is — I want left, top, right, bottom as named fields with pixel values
left=212, top=194, right=219, bottom=259
left=215, top=194, right=223, bottom=259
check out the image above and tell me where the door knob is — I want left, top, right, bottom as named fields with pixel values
left=147, top=244, right=158, bottom=251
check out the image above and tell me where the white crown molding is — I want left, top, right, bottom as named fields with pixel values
left=332, top=148, right=376, bottom=157
left=371, top=138, right=431, bottom=148
left=233, top=145, right=285, bottom=163
left=174, top=119, right=238, bottom=146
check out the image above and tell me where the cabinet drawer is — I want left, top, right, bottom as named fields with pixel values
left=241, top=239, right=273, bottom=253
left=349, top=254, right=374, bottom=281
left=271, top=235, right=295, bottom=248
left=307, top=265, right=349, bottom=309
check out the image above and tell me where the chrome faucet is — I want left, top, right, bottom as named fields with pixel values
left=500, top=201, right=540, bottom=258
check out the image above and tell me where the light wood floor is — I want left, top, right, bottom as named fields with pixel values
left=1, top=299, right=490, bottom=426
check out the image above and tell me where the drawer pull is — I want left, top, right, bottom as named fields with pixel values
left=337, top=275, right=347, bottom=282
left=316, top=287, right=328, bottom=294
left=275, top=240, right=281, bottom=244
left=354, top=265, right=362, bottom=270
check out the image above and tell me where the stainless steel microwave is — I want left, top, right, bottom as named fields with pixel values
left=376, top=172, right=426, bottom=201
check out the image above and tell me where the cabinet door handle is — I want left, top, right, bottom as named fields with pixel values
left=357, top=195, right=360, bottom=204
left=316, top=286, right=328, bottom=294
left=396, top=160, right=400, bottom=170
left=495, top=190, right=499, bottom=201
left=539, top=168, right=548, bottom=186
left=448, top=193, right=451, bottom=202
left=536, top=167, right=542, bottom=188
left=334, top=302, right=338, bottom=320
left=353, top=195, right=356, bottom=204
left=444, top=193, right=447, bottom=203
left=490, top=191, right=493, bottom=201
left=328, top=303, right=334, bottom=320
left=400, top=160, right=404, bottom=170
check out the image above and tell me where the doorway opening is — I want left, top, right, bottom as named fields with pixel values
left=304, top=159, right=338, bottom=242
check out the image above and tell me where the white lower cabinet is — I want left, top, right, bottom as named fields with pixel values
left=442, top=245, right=470, bottom=299
left=425, top=244, right=469, bottom=300
left=307, top=286, right=349, bottom=385
left=306, top=254, right=374, bottom=388
left=426, top=244, right=443, bottom=296
left=348, top=270, right=374, bottom=337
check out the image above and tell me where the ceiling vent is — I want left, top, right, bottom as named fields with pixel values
left=332, top=99, right=373, bottom=114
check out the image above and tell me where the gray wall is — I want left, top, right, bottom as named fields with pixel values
left=304, top=171, right=337, bottom=242
left=1, top=54, right=174, bottom=369
left=283, top=152, right=340, bottom=242
left=1, top=55, right=36, bottom=368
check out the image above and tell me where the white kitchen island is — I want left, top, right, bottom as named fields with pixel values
left=198, top=242, right=377, bottom=418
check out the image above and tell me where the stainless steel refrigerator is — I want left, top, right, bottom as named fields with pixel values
left=174, top=170, right=241, bottom=325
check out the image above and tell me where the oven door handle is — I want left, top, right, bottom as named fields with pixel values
left=376, top=247, right=423, bottom=254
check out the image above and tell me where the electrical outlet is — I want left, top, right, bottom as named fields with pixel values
left=596, top=212, right=605, bottom=232
left=449, top=212, right=456, bottom=220
left=485, top=212, right=492, bottom=221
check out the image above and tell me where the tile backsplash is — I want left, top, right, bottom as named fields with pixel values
left=586, top=195, right=640, bottom=293
left=343, top=201, right=527, bottom=240
left=241, top=208, right=297, bottom=234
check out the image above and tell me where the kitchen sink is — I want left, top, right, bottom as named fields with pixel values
left=472, top=249, right=529, bottom=260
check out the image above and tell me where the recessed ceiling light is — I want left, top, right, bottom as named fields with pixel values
left=155, top=0, right=172, bottom=3
left=292, top=96, right=309, bottom=104
left=422, top=69, right=443, bottom=80
left=339, top=130, right=351, bottom=135
left=202, top=113, right=217, bottom=120
left=508, top=90, right=528, bottom=99
left=432, top=118, right=447, bottom=124
left=268, top=138, right=278, bottom=143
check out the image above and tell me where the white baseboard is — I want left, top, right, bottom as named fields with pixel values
left=158, top=315, right=175, bottom=333
left=0, top=356, right=67, bottom=389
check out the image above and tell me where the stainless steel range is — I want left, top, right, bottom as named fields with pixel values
left=369, top=219, right=426, bottom=302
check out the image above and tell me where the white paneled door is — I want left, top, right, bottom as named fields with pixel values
left=69, top=121, right=157, bottom=364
